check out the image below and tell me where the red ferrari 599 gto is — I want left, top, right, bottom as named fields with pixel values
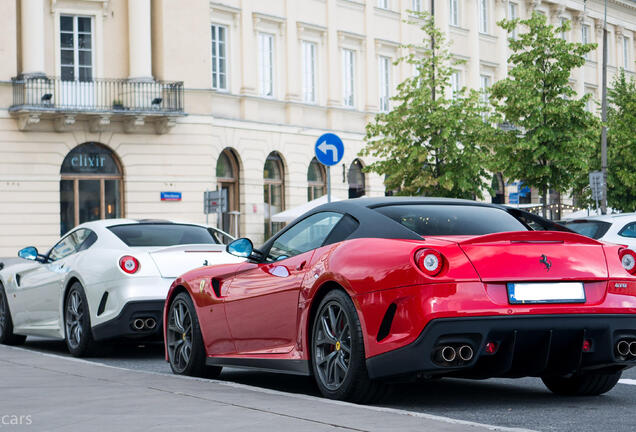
left=163, top=198, right=636, bottom=402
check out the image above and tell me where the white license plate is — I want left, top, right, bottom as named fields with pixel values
left=507, top=282, right=586, bottom=304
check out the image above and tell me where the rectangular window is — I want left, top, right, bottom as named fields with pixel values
left=581, top=24, right=590, bottom=59
left=480, top=74, right=491, bottom=104
left=449, top=0, right=459, bottom=26
left=343, top=49, right=355, bottom=108
left=60, top=15, right=93, bottom=82
left=624, top=37, right=631, bottom=70
left=509, top=3, right=518, bottom=39
left=378, top=56, right=391, bottom=113
left=258, top=33, right=274, bottom=97
left=412, top=0, right=422, bottom=12
left=211, top=24, right=227, bottom=90
left=479, top=0, right=488, bottom=34
left=302, top=41, right=317, bottom=103
left=378, top=0, right=389, bottom=9
left=560, top=18, right=568, bottom=40
left=450, top=70, right=461, bottom=99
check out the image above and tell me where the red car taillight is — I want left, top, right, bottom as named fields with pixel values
left=415, top=249, right=444, bottom=276
left=619, top=249, right=636, bottom=275
left=119, top=255, right=140, bottom=274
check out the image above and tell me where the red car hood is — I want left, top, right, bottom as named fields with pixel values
left=428, top=231, right=608, bottom=282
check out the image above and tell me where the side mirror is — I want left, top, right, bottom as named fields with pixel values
left=226, top=238, right=254, bottom=258
left=18, top=246, right=39, bottom=261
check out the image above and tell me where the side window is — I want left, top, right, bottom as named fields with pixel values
left=49, top=229, right=94, bottom=261
left=268, top=212, right=343, bottom=261
left=619, top=222, right=636, bottom=239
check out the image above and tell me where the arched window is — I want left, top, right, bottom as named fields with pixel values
left=264, top=152, right=285, bottom=239
left=216, top=148, right=241, bottom=236
left=348, top=159, right=366, bottom=198
left=491, top=173, right=505, bottom=204
left=307, top=157, right=326, bottom=201
left=60, top=142, right=123, bottom=235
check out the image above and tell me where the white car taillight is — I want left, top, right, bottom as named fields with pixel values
left=620, top=249, right=636, bottom=275
left=119, top=256, right=140, bottom=274
left=415, top=249, right=445, bottom=276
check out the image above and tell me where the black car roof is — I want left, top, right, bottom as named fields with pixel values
left=314, top=196, right=497, bottom=211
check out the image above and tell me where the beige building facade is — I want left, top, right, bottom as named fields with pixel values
left=0, top=0, right=635, bottom=256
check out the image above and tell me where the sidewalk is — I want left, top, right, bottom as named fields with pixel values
left=0, top=345, right=531, bottom=432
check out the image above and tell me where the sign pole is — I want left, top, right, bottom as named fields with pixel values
left=327, top=166, right=331, bottom=203
left=205, top=189, right=209, bottom=225
left=216, top=185, right=222, bottom=228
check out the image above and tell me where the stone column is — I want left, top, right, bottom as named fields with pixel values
left=467, top=0, right=481, bottom=90
left=20, top=0, right=45, bottom=77
left=364, top=2, right=378, bottom=112
left=494, top=0, right=508, bottom=82
left=595, top=19, right=604, bottom=96
left=326, top=0, right=340, bottom=107
left=573, top=13, right=585, bottom=97
left=239, top=0, right=257, bottom=95
left=128, top=0, right=153, bottom=80
left=284, top=0, right=300, bottom=102
left=616, top=26, right=625, bottom=71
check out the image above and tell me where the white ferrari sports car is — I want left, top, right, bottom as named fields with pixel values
left=0, top=219, right=243, bottom=356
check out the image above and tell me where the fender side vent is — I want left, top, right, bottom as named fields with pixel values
left=211, top=278, right=221, bottom=297
left=97, top=291, right=109, bottom=316
left=377, top=303, right=398, bottom=342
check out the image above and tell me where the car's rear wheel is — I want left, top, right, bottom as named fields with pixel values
left=542, top=371, right=622, bottom=396
left=0, top=284, right=27, bottom=346
left=311, top=289, right=387, bottom=403
left=64, top=282, right=95, bottom=357
left=167, top=292, right=221, bottom=378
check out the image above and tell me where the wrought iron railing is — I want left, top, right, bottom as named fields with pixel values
left=11, top=76, right=184, bottom=114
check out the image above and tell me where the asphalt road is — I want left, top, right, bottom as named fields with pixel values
left=18, top=337, right=636, bottom=432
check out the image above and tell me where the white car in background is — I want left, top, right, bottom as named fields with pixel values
left=563, top=213, right=636, bottom=249
left=0, top=219, right=243, bottom=357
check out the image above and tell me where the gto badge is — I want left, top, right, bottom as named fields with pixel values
left=615, top=283, right=628, bottom=289
left=540, top=254, right=552, bottom=272
left=199, top=279, right=206, bottom=293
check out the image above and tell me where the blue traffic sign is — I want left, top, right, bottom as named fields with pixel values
left=315, top=133, right=344, bottom=167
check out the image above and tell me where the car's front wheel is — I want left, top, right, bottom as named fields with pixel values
left=0, top=284, right=26, bottom=346
left=167, top=292, right=221, bottom=378
left=542, top=371, right=622, bottom=396
left=64, top=282, right=95, bottom=357
left=311, top=289, right=387, bottom=403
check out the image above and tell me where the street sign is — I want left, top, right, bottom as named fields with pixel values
left=160, top=192, right=182, bottom=201
left=314, top=133, right=344, bottom=167
left=204, top=189, right=227, bottom=214
left=589, top=171, right=604, bottom=201
left=509, top=192, right=519, bottom=204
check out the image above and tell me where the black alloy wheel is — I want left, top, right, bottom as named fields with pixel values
left=311, top=289, right=387, bottom=403
left=64, top=282, right=95, bottom=357
left=167, top=292, right=221, bottom=378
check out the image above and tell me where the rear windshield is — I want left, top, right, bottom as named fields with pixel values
left=108, top=224, right=221, bottom=247
left=374, top=204, right=527, bottom=236
left=563, top=220, right=612, bottom=239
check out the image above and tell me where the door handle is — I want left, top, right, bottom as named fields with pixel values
left=296, top=261, right=307, bottom=271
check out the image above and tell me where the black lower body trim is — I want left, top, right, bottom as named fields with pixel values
left=206, top=357, right=311, bottom=376
left=366, top=314, right=636, bottom=380
left=92, top=300, right=165, bottom=341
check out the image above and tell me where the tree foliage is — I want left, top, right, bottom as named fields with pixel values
left=607, top=69, right=636, bottom=212
left=489, top=12, right=599, bottom=213
left=361, top=13, right=495, bottom=199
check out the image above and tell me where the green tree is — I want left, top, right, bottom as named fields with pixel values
left=607, top=69, right=636, bottom=212
left=489, top=12, right=598, bottom=217
left=361, top=13, right=495, bottom=199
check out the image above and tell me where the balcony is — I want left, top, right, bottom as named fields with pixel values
left=10, top=76, right=185, bottom=134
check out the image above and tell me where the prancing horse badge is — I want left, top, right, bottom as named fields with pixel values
left=199, top=279, right=206, bottom=293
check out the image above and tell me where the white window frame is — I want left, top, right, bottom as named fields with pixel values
left=59, top=14, right=94, bottom=82
left=412, top=0, right=422, bottom=12
left=581, top=24, right=590, bottom=59
left=450, top=70, right=461, bottom=100
left=449, top=0, right=459, bottom=27
left=378, top=0, right=389, bottom=10
left=258, top=32, right=275, bottom=97
left=479, top=74, right=491, bottom=104
left=342, top=49, right=355, bottom=108
left=479, top=0, right=489, bottom=34
left=302, top=41, right=317, bottom=103
left=211, top=23, right=228, bottom=91
left=508, top=2, right=518, bottom=39
left=378, top=56, right=391, bottom=113
left=624, top=37, right=631, bottom=70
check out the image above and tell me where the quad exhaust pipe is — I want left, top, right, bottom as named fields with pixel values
left=458, top=345, right=474, bottom=362
left=437, top=344, right=475, bottom=364
left=132, top=317, right=157, bottom=331
left=616, top=339, right=636, bottom=359
left=440, top=346, right=456, bottom=362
